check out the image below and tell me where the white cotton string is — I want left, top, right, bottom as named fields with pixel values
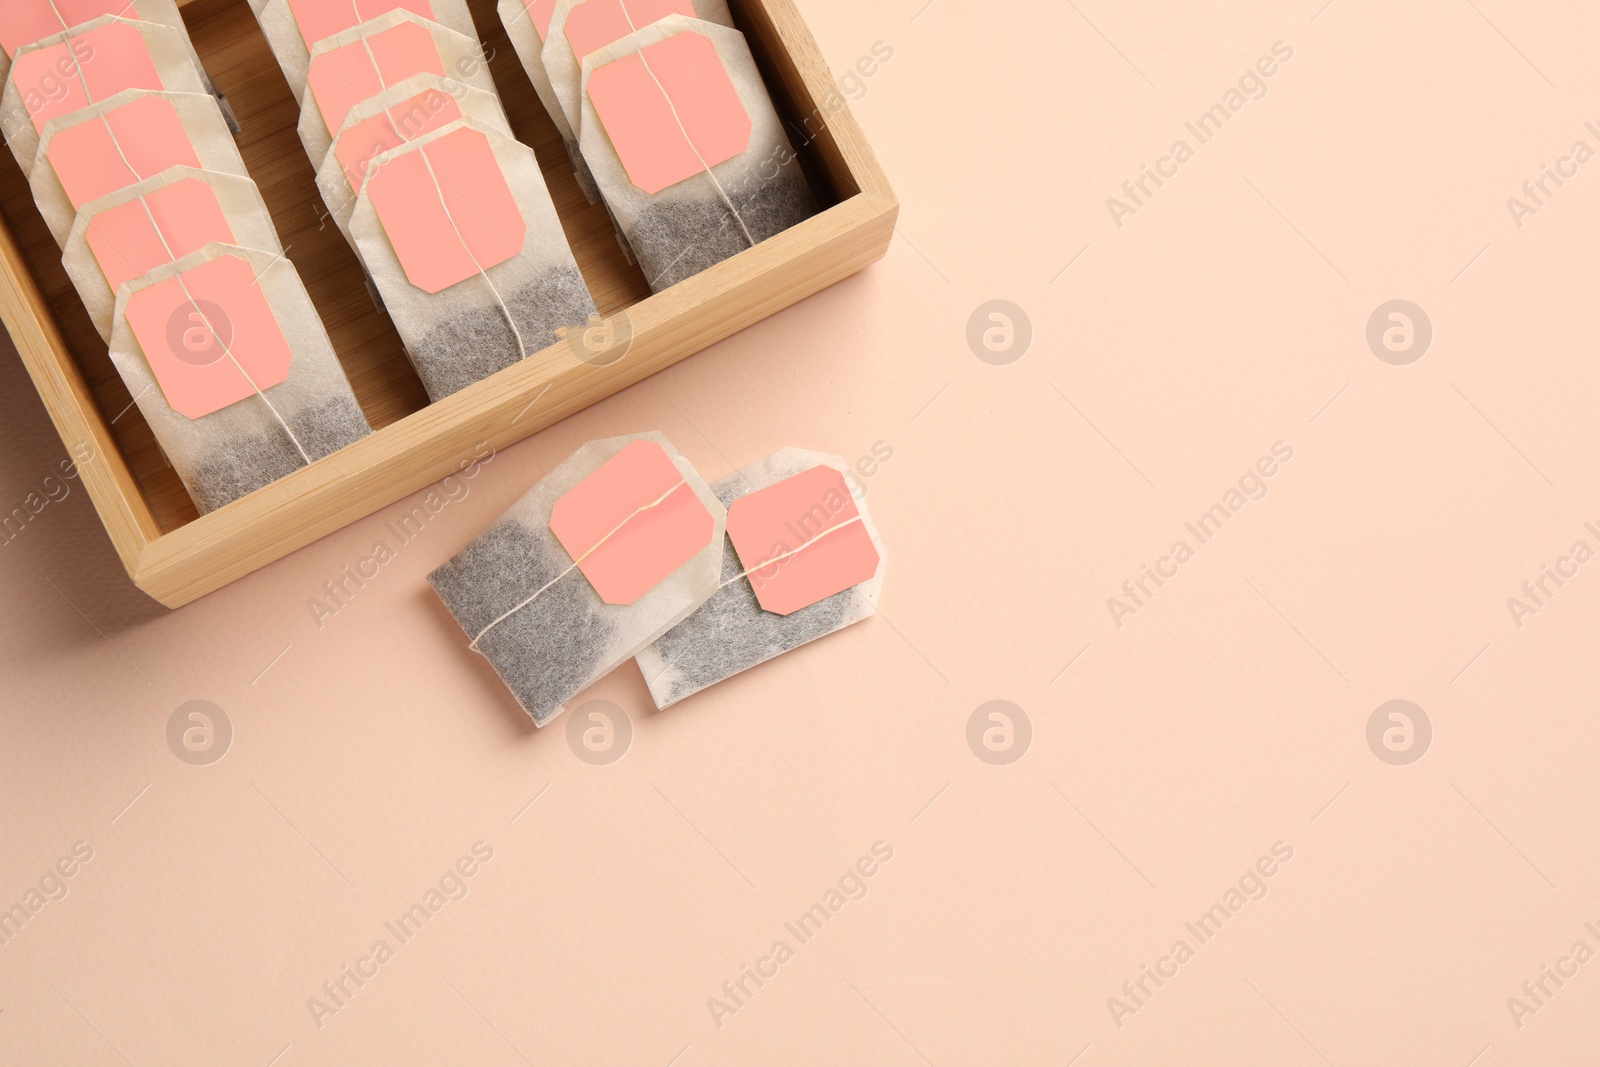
left=468, top=479, right=688, bottom=650
left=717, top=514, right=864, bottom=591
left=615, top=5, right=756, bottom=248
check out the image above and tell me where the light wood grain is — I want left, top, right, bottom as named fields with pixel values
left=0, top=0, right=896, bottom=607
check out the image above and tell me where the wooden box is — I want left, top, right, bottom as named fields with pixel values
left=0, top=0, right=895, bottom=607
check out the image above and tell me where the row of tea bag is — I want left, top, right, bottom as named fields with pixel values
left=430, top=432, right=885, bottom=725
left=2, top=1, right=372, bottom=514
left=501, top=0, right=818, bottom=291
left=251, top=1, right=599, bottom=402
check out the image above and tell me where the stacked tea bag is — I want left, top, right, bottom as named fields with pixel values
left=502, top=1, right=816, bottom=291
left=255, top=1, right=598, bottom=402
left=2, top=0, right=371, bottom=514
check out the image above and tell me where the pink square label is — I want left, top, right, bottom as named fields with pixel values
left=87, top=178, right=234, bottom=294
left=124, top=254, right=294, bottom=420
left=12, top=21, right=163, bottom=132
left=563, top=0, right=695, bottom=63
left=285, top=0, right=435, bottom=51
left=549, top=439, right=715, bottom=605
left=307, top=22, right=445, bottom=137
left=46, top=94, right=201, bottom=208
left=364, top=126, right=526, bottom=294
left=0, top=0, right=137, bottom=58
left=726, top=466, right=880, bottom=616
left=335, top=88, right=462, bottom=193
left=585, top=29, right=751, bottom=195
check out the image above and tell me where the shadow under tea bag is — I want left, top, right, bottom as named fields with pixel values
left=64, top=166, right=280, bottom=341
left=636, top=449, right=885, bottom=709
left=299, top=9, right=498, bottom=168
left=429, top=432, right=725, bottom=726
left=0, top=0, right=204, bottom=86
left=109, top=243, right=371, bottom=514
left=249, top=0, right=478, bottom=103
left=32, top=89, right=247, bottom=247
left=349, top=117, right=596, bottom=401
left=315, top=72, right=510, bottom=248
left=2, top=16, right=209, bottom=176
left=579, top=15, right=816, bottom=291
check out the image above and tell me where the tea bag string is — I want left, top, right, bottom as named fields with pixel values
left=615, top=6, right=756, bottom=249
left=88, top=108, right=313, bottom=464
left=717, top=514, right=864, bottom=590
left=468, top=479, right=687, bottom=651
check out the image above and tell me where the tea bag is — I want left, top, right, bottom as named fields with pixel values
left=497, top=0, right=580, bottom=187
left=314, top=73, right=510, bottom=247
left=108, top=243, right=371, bottom=514
left=578, top=15, right=816, bottom=291
left=297, top=9, right=499, bottom=169
left=348, top=117, right=596, bottom=401
left=429, top=432, right=725, bottom=725
left=31, top=89, right=248, bottom=247
left=2, top=16, right=210, bottom=176
left=636, top=449, right=885, bottom=708
left=64, top=166, right=280, bottom=341
left=0, top=0, right=202, bottom=86
left=249, top=0, right=479, bottom=103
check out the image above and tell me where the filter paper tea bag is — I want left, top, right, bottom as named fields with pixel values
left=429, top=432, right=725, bottom=726
left=636, top=449, right=885, bottom=708
left=249, top=0, right=479, bottom=103
left=297, top=9, right=499, bottom=168
left=31, top=89, right=248, bottom=247
left=0, top=0, right=201, bottom=86
left=496, top=0, right=581, bottom=186
left=315, top=73, right=510, bottom=247
left=64, top=166, right=281, bottom=341
left=349, top=117, right=596, bottom=401
left=2, top=16, right=210, bottom=176
left=579, top=15, right=816, bottom=291
left=109, top=243, right=371, bottom=514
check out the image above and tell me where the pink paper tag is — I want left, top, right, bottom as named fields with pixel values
left=725, top=466, right=880, bottom=616
left=549, top=439, right=714, bottom=606
left=364, top=126, right=526, bottom=294
left=307, top=21, right=445, bottom=137
left=585, top=29, right=751, bottom=196
left=124, top=254, right=294, bottom=420
left=46, top=94, right=202, bottom=209
left=12, top=21, right=164, bottom=132
left=0, top=0, right=137, bottom=58
left=87, top=178, right=234, bottom=294
left=523, top=0, right=558, bottom=41
left=285, top=0, right=435, bottom=51
left=562, top=0, right=695, bottom=63
left=335, top=87, right=462, bottom=193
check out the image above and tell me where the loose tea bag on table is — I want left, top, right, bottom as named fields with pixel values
left=31, top=89, right=248, bottom=247
left=579, top=15, right=816, bottom=291
left=64, top=166, right=280, bottom=341
left=249, top=0, right=479, bottom=103
left=315, top=73, right=511, bottom=247
left=430, top=432, right=726, bottom=726
left=2, top=16, right=210, bottom=176
left=636, top=449, right=886, bottom=709
left=108, top=243, right=371, bottom=514
left=348, top=117, right=596, bottom=401
left=298, top=10, right=499, bottom=168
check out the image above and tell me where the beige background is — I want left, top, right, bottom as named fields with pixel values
left=5, top=0, right=1600, bottom=1063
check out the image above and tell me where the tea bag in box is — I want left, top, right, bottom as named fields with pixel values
left=579, top=15, right=816, bottom=291
left=249, top=0, right=480, bottom=102
left=64, top=166, right=280, bottom=341
left=497, top=0, right=580, bottom=186
left=2, top=16, right=210, bottom=176
left=637, top=449, right=885, bottom=708
left=109, top=243, right=372, bottom=513
left=315, top=72, right=510, bottom=247
left=429, top=432, right=725, bottom=726
left=31, top=89, right=248, bottom=247
left=298, top=9, right=499, bottom=168
left=348, top=117, right=596, bottom=401
left=0, top=0, right=202, bottom=83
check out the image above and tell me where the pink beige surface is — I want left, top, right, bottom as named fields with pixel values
left=4, top=0, right=1600, bottom=1063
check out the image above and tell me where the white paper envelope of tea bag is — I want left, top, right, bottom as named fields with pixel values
left=64, top=166, right=281, bottom=342
left=579, top=15, right=817, bottom=291
left=315, top=72, right=511, bottom=248
left=2, top=16, right=210, bottom=176
left=348, top=117, right=596, bottom=402
left=109, top=243, right=371, bottom=514
left=31, top=88, right=247, bottom=248
left=636, top=448, right=886, bottom=709
left=429, top=431, right=726, bottom=726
